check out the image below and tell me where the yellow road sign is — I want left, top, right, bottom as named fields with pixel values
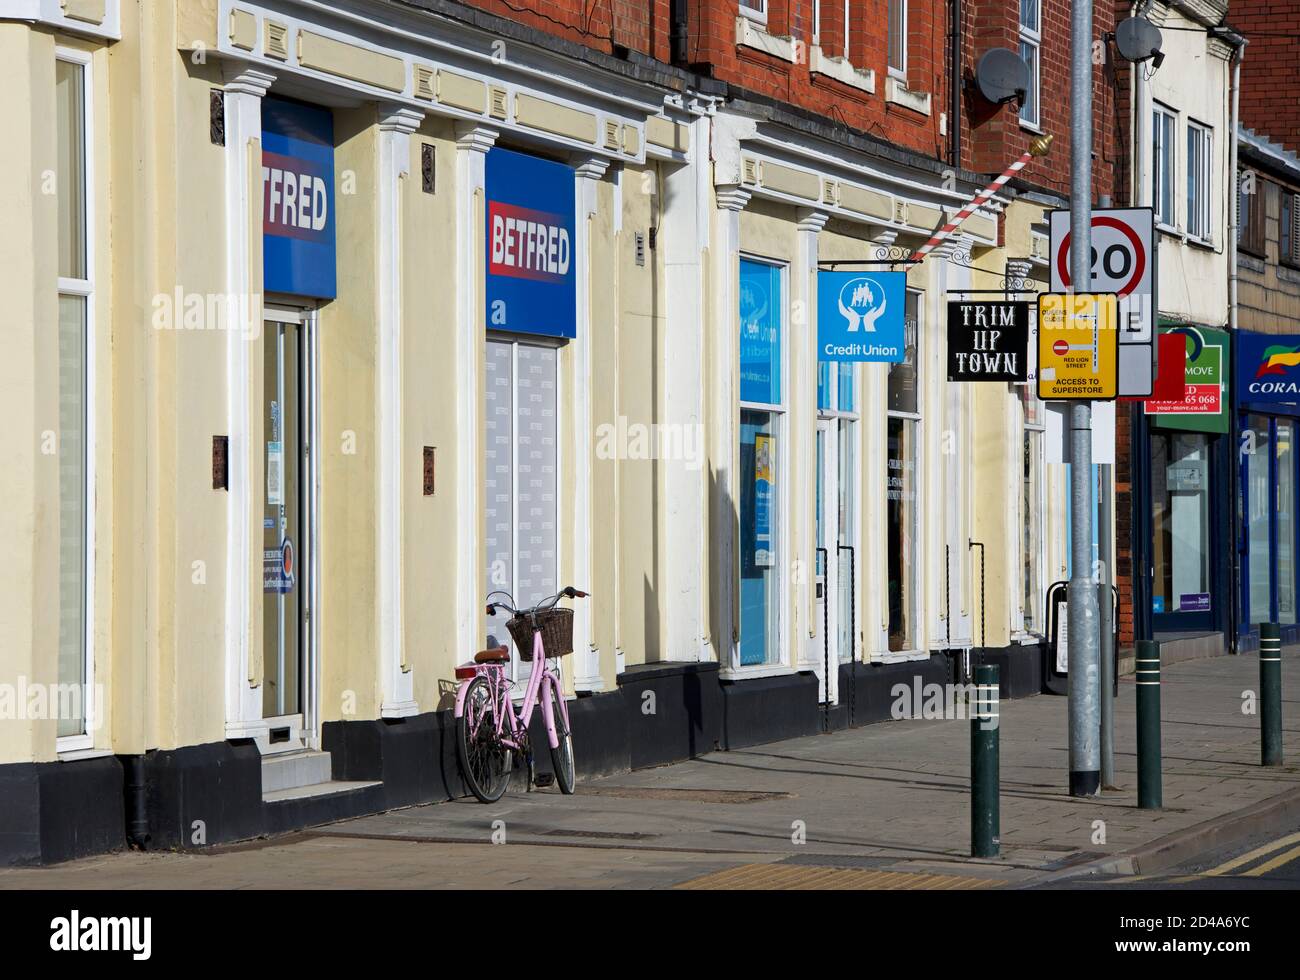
left=1036, top=292, right=1119, bottom=400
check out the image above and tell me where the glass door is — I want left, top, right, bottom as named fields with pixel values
left=1150, top=430, right=1214, bottom=630
left=812, top=419, right=839, bottom=704
left=262, top=317, right=311, bottom=725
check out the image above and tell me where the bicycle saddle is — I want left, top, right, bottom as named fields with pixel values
left=474, top=646, right=510, bottom=663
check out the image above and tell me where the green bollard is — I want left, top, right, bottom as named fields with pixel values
left=1261, top=623, right=1284, bottom=768
left=1136, top=640, right=1162, bottom=809
left=971, top=664, right=1000, bottom=858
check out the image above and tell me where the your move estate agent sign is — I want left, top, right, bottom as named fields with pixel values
left=946, top=301, right=1029, bottom=382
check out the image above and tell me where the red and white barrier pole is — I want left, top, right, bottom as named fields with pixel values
left=907, top=134, right=1054, bottom=264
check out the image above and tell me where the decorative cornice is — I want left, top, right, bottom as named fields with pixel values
left=715, top=185, right=752, bottom=212
left=573, top=155, right=611, bottom=181
left=796, top=208, right=830, bottom=234
left=379, top=104, right=425, bottom=135
left=454, top=122, right=499, bottom=153
left=221, top=63, right=276, bottom=98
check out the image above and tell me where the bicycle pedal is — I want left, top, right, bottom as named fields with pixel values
left=534, top=773, right=555, bottom=788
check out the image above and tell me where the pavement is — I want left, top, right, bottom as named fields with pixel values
left=2, top=650, right=1298, bottom=890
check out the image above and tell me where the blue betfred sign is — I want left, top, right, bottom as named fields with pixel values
left=262, top=98, right=336, bottom=299
left=485, top=148, right=577, bottom=338
left=1237, top=329, right=1300, bottom=405
left=817, top=270, right=906, bottom=362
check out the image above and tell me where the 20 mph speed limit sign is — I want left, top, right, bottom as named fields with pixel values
left=1049, top=208, right=1155, bottom=396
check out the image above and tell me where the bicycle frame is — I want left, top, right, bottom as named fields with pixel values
left=454, top=628, right=570, bottom=752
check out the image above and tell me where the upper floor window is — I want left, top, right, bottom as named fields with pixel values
left=1187, top=120, right=1213, bottom=241
left=888, top=0, right=907, bottom=77
left=1018, top=0, right=1041, bottom=127
left=740, top=0, right=767, bottom=23
left=1283, top=189, right=1300, bottom=268
left=1153, top=104, right=1177, bottom=226
left=1238, top=170, right=1267, bottom=257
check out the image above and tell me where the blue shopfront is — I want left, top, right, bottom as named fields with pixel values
left=1234, top=330, right=1300, bottom=648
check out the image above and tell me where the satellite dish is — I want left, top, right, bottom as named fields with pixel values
left=975, top=48, right=1030, bottom=106
left=1115, top=16, right=1163, bottom=65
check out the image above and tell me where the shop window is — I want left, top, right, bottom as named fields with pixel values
left=887, top=290, right=921, bottom=651
left=1153, top=104, right=1177, bottom=227
left=1246, top=416, right=1271, bottom=626
left=1186, top=120, right=1213, bottom=242
left=1278, top=421, right=1296, bottom=626
left=1018, top=0, right=1041, bottom=128
left=739, top=258, right=786, bottom=667
left=484, top=337, right=560, bottom=676
left=56, top=52, right=94, bottom=745
left=1021, top=388, right=1046, bottom=634
left=1151, top=431, right=1212, bottom=616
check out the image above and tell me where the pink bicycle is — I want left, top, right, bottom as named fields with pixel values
left=454, top=586, right=588, bottom=803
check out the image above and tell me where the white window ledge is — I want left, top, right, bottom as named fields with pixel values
left=718, top=662, right=796, bottom=682
left=735, top=16, right=796, bottom=62
left=885, top=76, right=932, bottom=116
left=809, top=46, right=875, bottom=93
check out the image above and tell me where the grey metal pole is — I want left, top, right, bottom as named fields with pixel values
left=1098, top=464, right=1115, bottom=788
left=1067, top=0, right=1101, bottom=797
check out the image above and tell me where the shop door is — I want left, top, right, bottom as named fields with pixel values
left=812, top=419, right=840, bottom=705
left=1150, top=431, right=1215, bottom=631
left=484, top=336, right=560, bottom=684
left=1240, top=415, right=1298, bottom=633
left=262, top=316, right=313, bottom=736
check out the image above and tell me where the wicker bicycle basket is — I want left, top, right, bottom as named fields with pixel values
left=507, top=607, right=574, bottom=661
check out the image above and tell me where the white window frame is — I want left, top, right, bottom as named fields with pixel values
left=888, top=0, right=908, bottom=79
left=885, top=288, right=923, bottom=657
left=734, top=255, right=789, bottom=676
left=1017, top=391, right=1047, bottom=638
left=55, top=46, right=96, bottom=756
left=740, top=0, right=768, bottom=25
left=1018, top=0, right=1041, bottom=129
left=818, top=363, right=861, bottom=665
left=1186, top=119, right=1213, bottom=244
left=1152, top=103, right=1178, bottom=230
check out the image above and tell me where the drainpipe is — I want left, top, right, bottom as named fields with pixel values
left=1220, top=27, right=1247, bottom=654
left=950, top=0, right=962, bottom=169
left=123, top=754, right=150, bottom=850
left=670, top=0, right=689, bottom=66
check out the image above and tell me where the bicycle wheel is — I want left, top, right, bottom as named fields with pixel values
left=547, top=679, right=576, bottom=795
left=457, top=676, right=511, bottom=803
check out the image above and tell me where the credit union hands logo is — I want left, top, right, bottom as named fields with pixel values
left=1255, top=345, right=1300, bottom=378
left=739, top=278, right=769, bottom=327
left=837, top=276, right=888, bottom=333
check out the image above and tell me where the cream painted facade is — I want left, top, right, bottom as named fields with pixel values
left=1, top=0, right=1062, bottom=845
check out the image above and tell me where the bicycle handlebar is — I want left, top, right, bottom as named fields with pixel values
left=485, top=586, right=588, bottom=619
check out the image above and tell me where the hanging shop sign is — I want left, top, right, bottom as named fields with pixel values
left=754, top=434, right=775, bottom=567
left=262, top=98, right=337, bottom=299
left=817, top=270, right=906, bottom=362
left=1050, top=208, right=1155, bottom=396
left=1236, top=330, right=1300, bottom=405
left=946, top=301, right=1029, bottom=382
left=1146, top=325, right=1229, bottom=434
left=1036, top=292, right=1119, bottom=400
left=484, top=147, right=576, bottom=338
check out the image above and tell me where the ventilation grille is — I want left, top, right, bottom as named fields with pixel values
left=265, top=21, right=289, bottom=60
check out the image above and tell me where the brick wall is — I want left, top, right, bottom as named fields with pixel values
left=450, top=0, right=673, bottom=61
left=960, top=1, right=1115, bottom=202
left=1234, top=0, right=1300, bottom=156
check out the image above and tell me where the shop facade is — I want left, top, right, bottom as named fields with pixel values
left=1, top=0, right=1089, bottom=865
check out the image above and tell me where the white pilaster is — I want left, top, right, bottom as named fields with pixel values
left=454, top=123, right=499, bottom=671
left=222, top=63, right=275, bottom=739
left=711, top=185, right=751, bottom=668
left=377, top=104, right=424, bottom=717
left=794, top=210, right=832, bottom=700
left=571, top=154, right=610, bottom=691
